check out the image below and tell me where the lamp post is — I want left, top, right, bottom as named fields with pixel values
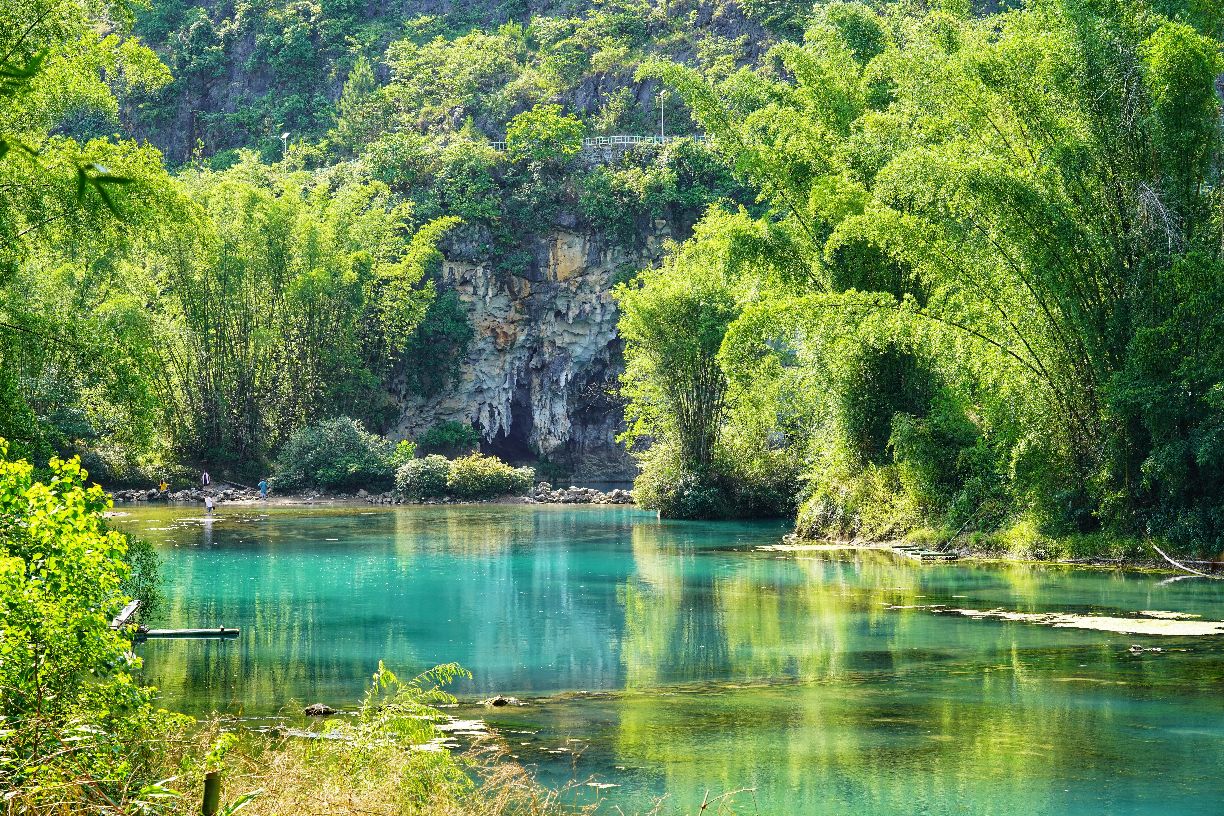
left=659, top=89, right=665, bottom=143
left=280, top=131, right=290, bottom=157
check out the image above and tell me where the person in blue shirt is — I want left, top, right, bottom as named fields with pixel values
left=258, top=478, right=269, bottom=500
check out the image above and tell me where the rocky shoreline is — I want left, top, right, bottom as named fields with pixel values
left=525, top=482, right=635, bottom=505
left=359, top=481, right=634, bottom=506
left=108, top=481, right=636, bottom=507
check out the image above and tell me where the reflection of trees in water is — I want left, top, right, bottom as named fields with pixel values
left=137, top=510, right=408, bottom=713
left=619, top=523, right=736, bottom=690
left=147, top=506, right=654, bottom=711
left=135, top=507, right=1224, bottom=809
left=141, top=550, right=381, bottom=715
left=392, top=506, right=634, bottom=694
left=611, top=548, right=1224, bottom=814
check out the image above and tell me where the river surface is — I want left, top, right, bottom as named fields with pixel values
left=114, top=504, right=1224, bottom=815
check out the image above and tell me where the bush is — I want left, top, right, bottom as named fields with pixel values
left=633, top=444, right=799, bottom=520
left=391, top=439, right=418, bottom=467
left=273, top=417, right=397, bottom=489
left=396, top=454, right=452, bottom=498
left=0, top=443, right=186, bottom=808
left=446, top=453, right=534, bottom=500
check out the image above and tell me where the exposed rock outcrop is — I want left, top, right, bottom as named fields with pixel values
left=394, top=226, right=668, bottom=480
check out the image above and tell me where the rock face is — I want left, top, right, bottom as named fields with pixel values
left=394, top=226, right=668, bottom=480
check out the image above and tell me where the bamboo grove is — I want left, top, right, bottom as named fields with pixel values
left=617, top=0, right=1224, bottom=553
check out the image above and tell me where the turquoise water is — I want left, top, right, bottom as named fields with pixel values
left=115, top=504, right=1224, bottom=815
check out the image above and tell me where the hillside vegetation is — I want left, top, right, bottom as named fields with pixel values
left=3, top=0, right=1224, bottom=555
left=1, top=0, right=763, bottom=480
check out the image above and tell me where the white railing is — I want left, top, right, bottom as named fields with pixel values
left=487, top=134, right=707, bottom=153
left=581, top=134, right=708, bottom=148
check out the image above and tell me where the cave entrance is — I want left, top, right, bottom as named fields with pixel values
left=482, top=392, right=536, bottom=465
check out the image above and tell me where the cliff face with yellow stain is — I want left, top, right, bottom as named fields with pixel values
left=392, top=224, right=671, bottom=480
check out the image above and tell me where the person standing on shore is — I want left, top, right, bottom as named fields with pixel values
left=201, top=469, right=211, bottom=489
left=258, top=477, right=269, bottom=500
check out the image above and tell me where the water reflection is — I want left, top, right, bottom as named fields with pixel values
left=115, top=505, right=1224, bottom=815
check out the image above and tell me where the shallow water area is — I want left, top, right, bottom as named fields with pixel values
left=114, top=503, right=1224, bottom=815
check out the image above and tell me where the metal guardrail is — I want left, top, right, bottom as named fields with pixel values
left=488, top=134, right=707, bottom=153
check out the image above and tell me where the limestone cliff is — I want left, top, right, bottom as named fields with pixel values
left=393, top=225, right=669, bottom=480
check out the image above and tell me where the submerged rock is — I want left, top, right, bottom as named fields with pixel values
left=479, top=695, right=525, bottom=708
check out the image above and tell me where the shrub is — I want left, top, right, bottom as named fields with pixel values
left=633, top=443, right=798, bottom=520
left=391, top=440, right=418, bottom=468
left=274, top=417, right=396, bottom=489
left=396, top=454, right=452, bottom=498
left=0, top=443, right=186, bottom=808
left=446, top=453, right=534, bottom=500
left=505, top=103, right=584, bottom=166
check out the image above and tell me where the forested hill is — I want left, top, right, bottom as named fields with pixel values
left=4, top=0, right=786, bottom=483
left=6, top=0, right=1224, bottom=557
left=103, top=0, right=791, bottom=481
left=127, top=0, right=785, bottom=163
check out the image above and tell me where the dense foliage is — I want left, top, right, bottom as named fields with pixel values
left=0, top=0, right=178, bottom=472
left=620, top=0, right=1224, bottom=553
left=447, top=452, right=536, bottom=499
left=3, top=0, right=761, bottom=481
left=416, top=420, right=482, bottom=456
left=273, top=416, right=414, bottom=489
left=150, top=160, right=457, bottom=468
left=394, top=451, right=534, bottom=499
left=396, top=453, right=454, bottom=498
left=0, top=442, right=181, bottom=809
left=5, top=0, right=1223, bottom=553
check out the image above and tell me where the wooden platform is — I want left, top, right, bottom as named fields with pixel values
left=889, top=543, right=959, bottom=562
left=134, top=627, right=240, bottom=641
left=110, top=599, right=141, bottom=629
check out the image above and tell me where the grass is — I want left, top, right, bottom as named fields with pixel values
left=181, top=725, right=586, bottom=816
left=2, top=662, right=600, bottom=816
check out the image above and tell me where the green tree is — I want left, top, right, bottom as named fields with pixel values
left=273, top=416, right=400, bottom=489
left=505, top=103, right=585, bottom=166
left=150, top=158, right=458, bottom=468
left=617, top=255, right=738, bottom=476
left=0, top=0, right=178, bottom=469
left=332, top=55, right=383, bottom=153
left=643, top=0, right=1224, bottom=546
left=0, top=443, right=180, bottom=808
